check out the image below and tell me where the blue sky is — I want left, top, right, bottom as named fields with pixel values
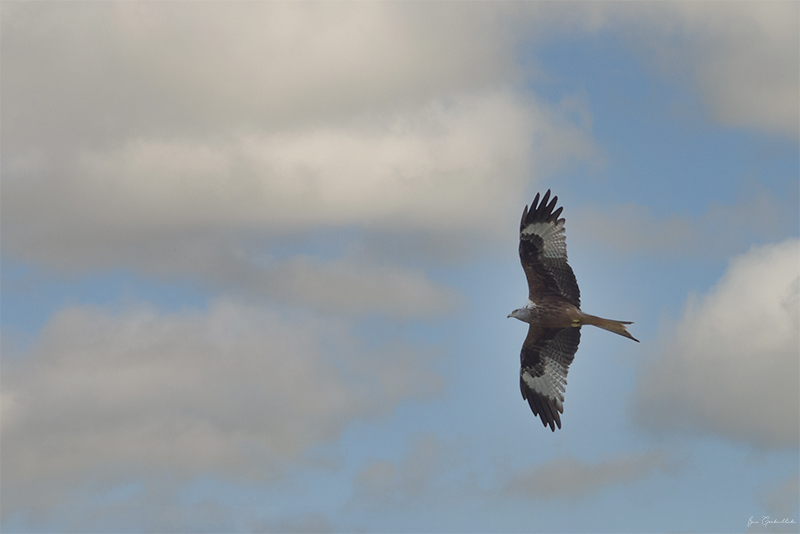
left=1, top=2, right=798, bottom=533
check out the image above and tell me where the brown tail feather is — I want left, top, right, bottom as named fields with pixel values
left=580, top=313, right=639, bottom=342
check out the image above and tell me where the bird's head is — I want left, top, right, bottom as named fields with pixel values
left=507, top=307, right=531, bottom=322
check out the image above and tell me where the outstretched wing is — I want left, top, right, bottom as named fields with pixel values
left=519, top=190, right=580, bottom=307
left=519, top=325, right=581, bottom=431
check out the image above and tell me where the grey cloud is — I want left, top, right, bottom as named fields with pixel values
left=4, top=3, right=575, bottom=297
left=2, top=89, right=595, bottom=311
left=0, top=300, right=443, bottom=519
left=1, top=1, right=597, bottom=282
left=3, top=90, right=555, bottom=318
left=525, top=2, right=799, bottom=137
left=666, top=2, right=799, bottom=138
left=4, top=2, right=794, bottom=284
left=258, top=513, right=334, bottom=534
left=4, top=91, right=540, bottom=246
left=1, top=2, right=517, bottom=154
left=569, top=191, right=797, bottom=260
left=503, top=451, right=676, bottom=501
left=260, top=255, right=462, bottom=318
left=633, top=239, right=800, bottom=449
left=348, top=434, right=447, bottom=510
left=1, top=227, right=463, bottom=319
left=52, top=484, right=240, bottom=534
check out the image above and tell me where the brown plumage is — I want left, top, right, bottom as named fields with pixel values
left=508, top=190, right=638, bottom=431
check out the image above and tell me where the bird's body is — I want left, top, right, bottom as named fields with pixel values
left=510, top=298, right=580, bottom=328
left=509, top=190, right=638, bottom=431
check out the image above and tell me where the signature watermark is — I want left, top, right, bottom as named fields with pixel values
left=748, top=516, right=797, bottom=528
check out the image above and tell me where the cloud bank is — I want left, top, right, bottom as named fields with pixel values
left=0, top=300, right=442, bottom=518
left=634, top=239, right=800, bottom=449
left=5, top=1, right=795, bottom=283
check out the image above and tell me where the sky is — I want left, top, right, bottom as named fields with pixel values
left=1, top=2, right=798, bottom=533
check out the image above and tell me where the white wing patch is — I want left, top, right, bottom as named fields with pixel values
left=521, top=357, right=568, bottom=411
left=521, top=220, right=567, bottom=261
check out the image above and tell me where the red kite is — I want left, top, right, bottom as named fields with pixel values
left=508, top=190, right=638, bottom=431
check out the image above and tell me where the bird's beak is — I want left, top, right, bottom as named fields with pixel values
left=507, top=313, right=512, bottom=318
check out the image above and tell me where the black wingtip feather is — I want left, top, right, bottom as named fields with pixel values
left=519, top=205, right=529, bottom=232
left=522, top=189, right=564, bottom=229
left=526, top=393, right=561, bottom=432
left=546, top=194, right=558, bottom=215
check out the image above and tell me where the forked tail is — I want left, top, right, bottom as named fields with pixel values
left=580, top=313, right=639, bottom=342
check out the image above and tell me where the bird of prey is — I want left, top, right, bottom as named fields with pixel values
left=508, top=190, right=638, bottom=431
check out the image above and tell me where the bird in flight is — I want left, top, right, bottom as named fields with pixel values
left=508, top=190, right=638, bottom=431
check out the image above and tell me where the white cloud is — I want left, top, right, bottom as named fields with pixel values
left=5, top=91, right=536, bottom=243
left=503, top=451, right=675, bottom=500
left=633, top=238, right=800, bottom=449
left=12, top=1, right=793, bottom=287
left=4, top=2, right=794, bottom=284
left=0, top=300, right=443, bottom=518
left=1, top=1, right=596, bottom=281
left=2, top=89, right=595, bottom=296
left=3, top=90, right=573, bottom=318
left=660, top=2, right=799, bottom=137
left=516, top=2, right=799, bottom=137
left=1, top=2, right=516, bottom=151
